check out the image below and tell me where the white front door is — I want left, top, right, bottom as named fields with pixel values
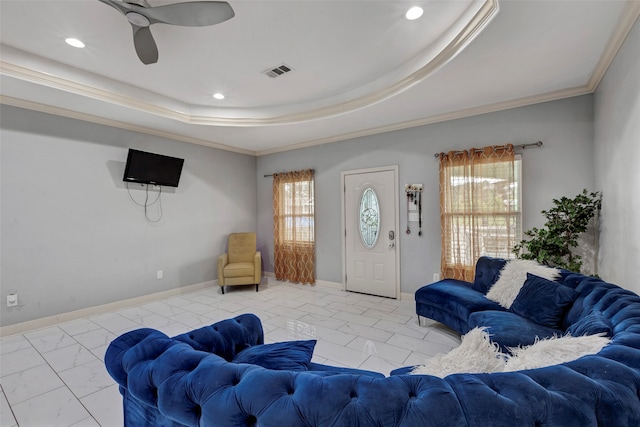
left=342, top=167, right=399, bottom=298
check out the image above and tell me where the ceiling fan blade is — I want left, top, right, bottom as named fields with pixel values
left=96, top=0, right=130, bottom=16
left=141, top=1, right=235, bottom=27
left=132, top=25, right=158, bottom=65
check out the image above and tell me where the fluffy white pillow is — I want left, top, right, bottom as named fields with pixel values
left=410, top=328, right=506, bottom=377
left=486, top=259, right=561, bottom=308
left=504, top=333, right=610, bottom=371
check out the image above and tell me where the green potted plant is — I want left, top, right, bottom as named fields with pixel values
left=513, top=189, right=602, bottom=273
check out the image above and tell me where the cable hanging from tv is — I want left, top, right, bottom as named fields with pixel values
left=127, top=182, right=163, bottom=223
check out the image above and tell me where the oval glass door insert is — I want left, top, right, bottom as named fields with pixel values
left=359, top=187, right=380, bottom=248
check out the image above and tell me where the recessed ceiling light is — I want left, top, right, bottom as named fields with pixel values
left=405, top=6, right=424, bottom=20
left=213, top=93, right=225, bottom=100
left=65, top=37, right=85, bottom=48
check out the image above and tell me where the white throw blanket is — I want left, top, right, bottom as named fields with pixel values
left=410, top=328, right=610, bottom=377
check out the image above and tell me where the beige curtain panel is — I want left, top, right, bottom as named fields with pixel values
left=273, top=169, right=315, bottom=284
left=439, top=144, right=516, bottom=281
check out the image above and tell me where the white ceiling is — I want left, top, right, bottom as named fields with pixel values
left=1, top=0, right=639, bottom=155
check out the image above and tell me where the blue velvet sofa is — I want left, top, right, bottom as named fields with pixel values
left=415, top=257, right=614, bottom=351
left=415, top=256, right=583, bottom=350
left=106, top=263, right=640, bottom=426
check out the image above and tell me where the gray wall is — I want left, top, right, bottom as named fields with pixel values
left=594, top=18, right=640, bottom=293
left=1, top=105, right=257, bottom=326
left=3, top=75, right=619, bottom=327
left=257, top=95, right=595, bottom=295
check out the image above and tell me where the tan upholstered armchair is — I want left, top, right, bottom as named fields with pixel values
left=217, top=233, right=261, bottom=294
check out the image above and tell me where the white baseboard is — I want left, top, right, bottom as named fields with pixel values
left=264, top=271, right=415, bottom=301
left=400, top=292, right=415, bottom=302
left=0, top=280, right=216, bottom=337
left=263, top=272, right=343, bottom=290
left=314, top=279, right=344, bottom=290
left=1, top=276, right=417, bottom=336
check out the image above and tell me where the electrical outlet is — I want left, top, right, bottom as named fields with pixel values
left=7, top=293, right=18, bottom=307
left=157, top=270, right=163, bottom=279
left=433, top=273, right=441, bottom=282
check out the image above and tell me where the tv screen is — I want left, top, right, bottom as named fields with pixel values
left=123, top=149, right=184, bottom=187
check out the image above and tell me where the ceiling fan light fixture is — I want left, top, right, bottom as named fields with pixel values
left=405, top=6, right=424, bottom=21
left=65, top=37, right=85, bottom=48
left=213, top=93, right=225, bottom=100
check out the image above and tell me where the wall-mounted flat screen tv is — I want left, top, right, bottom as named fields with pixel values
left=123, top=149, right=184, bottom=187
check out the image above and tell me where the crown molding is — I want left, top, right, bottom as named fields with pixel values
left=0, top=95, right=256, bottom=156
left=0, top=60, right=191, bottom=123
left=255, top=84, right=593, bottom=156
left=587, top=0, right=640, bottom=91
left=0, top=83, right=601, bottom=158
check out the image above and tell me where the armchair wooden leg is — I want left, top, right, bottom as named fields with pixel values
left=221, top=286, right=225, bottom=295
left=255, top=284, right=259, bottom=292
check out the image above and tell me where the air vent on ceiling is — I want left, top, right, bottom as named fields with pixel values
left=263, top=64, right=293, bottom=78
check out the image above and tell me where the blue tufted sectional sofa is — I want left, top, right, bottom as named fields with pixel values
left=106, top=259, right=640, bottom=426
left=415, top=256, right=584, bottom=351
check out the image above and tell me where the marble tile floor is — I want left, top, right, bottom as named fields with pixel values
left=0, top=279, right=461, bottom=427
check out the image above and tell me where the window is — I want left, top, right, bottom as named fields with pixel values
left=439, top=146, right=521, bottom=281
left=359, top=187, right=380, bottom=248
left=279, top=180, right=314, bottom=244
left=273, top=170, right=315, bottom=284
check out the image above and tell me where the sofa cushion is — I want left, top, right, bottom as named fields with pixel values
left=509, top=274, right=576, bottom=329
left=468, top=310, right=562, bottom=352
left=486, top=259, right=561, bottom=308
left=224, top=262, right=256, bottom=278
left=308, top=362, right=385, bottom=378
left=472, top=256, right=508, bottom=294
left=567, top=310, right=613, bottom=337
left=231, top=340, right=316, bottom=371
left=415, top=280, right=506, bottom=331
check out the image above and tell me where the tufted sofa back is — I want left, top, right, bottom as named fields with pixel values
left=106, top=277, right=640, bottom=427
left=172, top=313, right=263, bottom=361
left=560, top=273, right=640, bottom=331
left=106, top=326, right=471, bottom=426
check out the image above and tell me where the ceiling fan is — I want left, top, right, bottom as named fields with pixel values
left=97, top=0, right=235, bottom=65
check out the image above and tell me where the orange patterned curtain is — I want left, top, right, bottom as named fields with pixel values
left=439, top=145, right=518, bottom=281
left=273, top=170, right=315, bottom=284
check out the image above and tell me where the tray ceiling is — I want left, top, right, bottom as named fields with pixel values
left=1, top=0, right=639, bottom=155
